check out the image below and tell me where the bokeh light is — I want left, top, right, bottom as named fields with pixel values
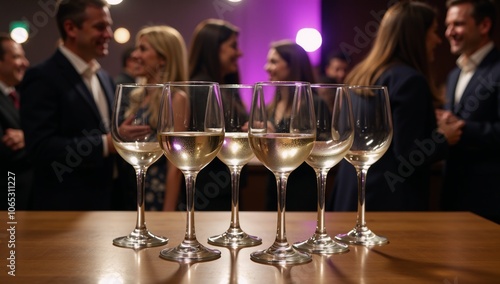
left=114, top=27, right=130, bottom=44
left=10, top=27, right=29, bottom=44
left=295, top=28, right=322, bottom=52
left=106, top=0, right=123, bottom=5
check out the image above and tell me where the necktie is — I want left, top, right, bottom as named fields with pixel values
left=8, top=90, right=20, bottom=109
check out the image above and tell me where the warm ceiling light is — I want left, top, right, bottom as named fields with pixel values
left=107, top=0, right=123, bottom=5
left=114, top=27, right=130, bottom=44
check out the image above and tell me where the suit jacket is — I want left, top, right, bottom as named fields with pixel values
left=0, top=89, right=34, bottom=209
left=329, top=64, right=448, bottom=211
left=442, top=47, right=500, bottom=223
left=19, top=50, right=116, bottom=210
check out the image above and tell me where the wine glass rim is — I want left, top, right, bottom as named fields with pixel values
left=254, top=81, right=311, bottom=86
left=310, top=83, right=347, bottom=88
left=164, top=81, right=219, bottom=86
left=219, top=83, right=254, bottom=88
left=348, top=85, right=387, bottom=90
left=117, top=83, right=164, bottom=87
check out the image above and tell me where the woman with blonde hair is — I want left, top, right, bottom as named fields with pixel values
left=126, top=25, right=189, bottom=210
left=328, top=1, right=464, bottom=212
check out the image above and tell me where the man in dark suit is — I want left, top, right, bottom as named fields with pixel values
left=19, top=0, right=117, bottom=210
left=439, top=0, right=500, bottom=223
left=0, top=34, right=32, bottom=210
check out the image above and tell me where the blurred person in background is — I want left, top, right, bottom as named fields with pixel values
left=0, top=33, right=32, bottom=210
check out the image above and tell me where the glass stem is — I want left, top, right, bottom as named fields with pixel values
left=229, top=166, right=243, bottom=229
left=134, top=166, right=147, bottom=231
left=315, top=169, right=329, bottom=235
left=184, top=172, right=198, bottom=241
left=275, top=173, right=289, bottom=244
left=355, top=167, right=368, bottom=230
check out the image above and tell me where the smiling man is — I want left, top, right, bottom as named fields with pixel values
left=0, top=34, right=32, bottom=210
left=19, top=0, right=118, bottom=210
left=439, top=0, right=500, bottom=224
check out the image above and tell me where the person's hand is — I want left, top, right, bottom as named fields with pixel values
left=1, top=128, right=25, bottom=151
left=436, top=109, right=459, bottom=123
left=118, top=115, right=153, bottom=141
left=436, top=111, right=465, bottom=145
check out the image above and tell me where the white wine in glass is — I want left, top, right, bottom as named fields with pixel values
left=293, top=84, right=353, bottom=254
left=158, top=81, right=224, bottom=262
left=208, top=84, right=262, bottom=247
left=249, top=81, right=316, bottom=265
left=335, top=85, right=393, bottom=246
left=111, top=83, right=168, bottom=249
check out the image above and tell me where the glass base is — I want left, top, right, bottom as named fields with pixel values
left=335, top=227, right=388, bottom=246
left=250, top=242, right=311, bottom=265
left=293, top=233, right=349, bottom=254
left=208, top=227, right=262, bottom=247
left=113, top=229, right=168, bottom=249
left=160, top=240, right=221, bottom=263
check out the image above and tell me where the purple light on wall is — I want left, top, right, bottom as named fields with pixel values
left=222, top=0, right=321, bottom=84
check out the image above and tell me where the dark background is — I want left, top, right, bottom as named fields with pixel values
left=1, top=0, right=499, bottom=88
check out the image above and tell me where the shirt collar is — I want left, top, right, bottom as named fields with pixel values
left=456, top=41, right=494, bottom=72
left=59, top=45, right=101, bottom=76
left=0, top=81, right=15, bottom=96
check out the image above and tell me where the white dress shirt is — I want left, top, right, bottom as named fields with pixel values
left=454, top=41, right=494, bottom=105
left=59, top=45, right=110, bottom=156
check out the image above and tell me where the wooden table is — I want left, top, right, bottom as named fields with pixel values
left=1, top=211, right=499, bottom=283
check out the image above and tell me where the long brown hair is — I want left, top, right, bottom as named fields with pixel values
left=188, top=19, right=240, bottom=84
left=267, top=40, right=316, bottom=119
left=271, top=39, right=316, bottom=83
left=346, top=1, right=437, bottom=87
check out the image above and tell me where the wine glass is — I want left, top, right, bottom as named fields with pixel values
left=335, top=85, right=393, bottom=246
left=207, top=84, right=262, bottom=247
left=248, top=81, right=316, bottom=265
left=293, top=84, right=353, bottom=254
left=158, top=81, right=224, bottom=262
left=111, top=83, right=169, bottom=248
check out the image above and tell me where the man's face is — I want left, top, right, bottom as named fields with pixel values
left=445, top=3, right=484, bottom=56
left=0, top=39, right=29, bottom=86
left=67, top=5, right=113, bottom=62
left=325, top=58, right=348, bottom=83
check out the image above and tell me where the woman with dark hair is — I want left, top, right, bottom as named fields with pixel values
left=177, top=19, right=244, bottom=211
left=263, top=39, right=319, bottom=211
left=328, top=1, right=464, bottom=212
left=188, top=18, right=241, bottom=84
